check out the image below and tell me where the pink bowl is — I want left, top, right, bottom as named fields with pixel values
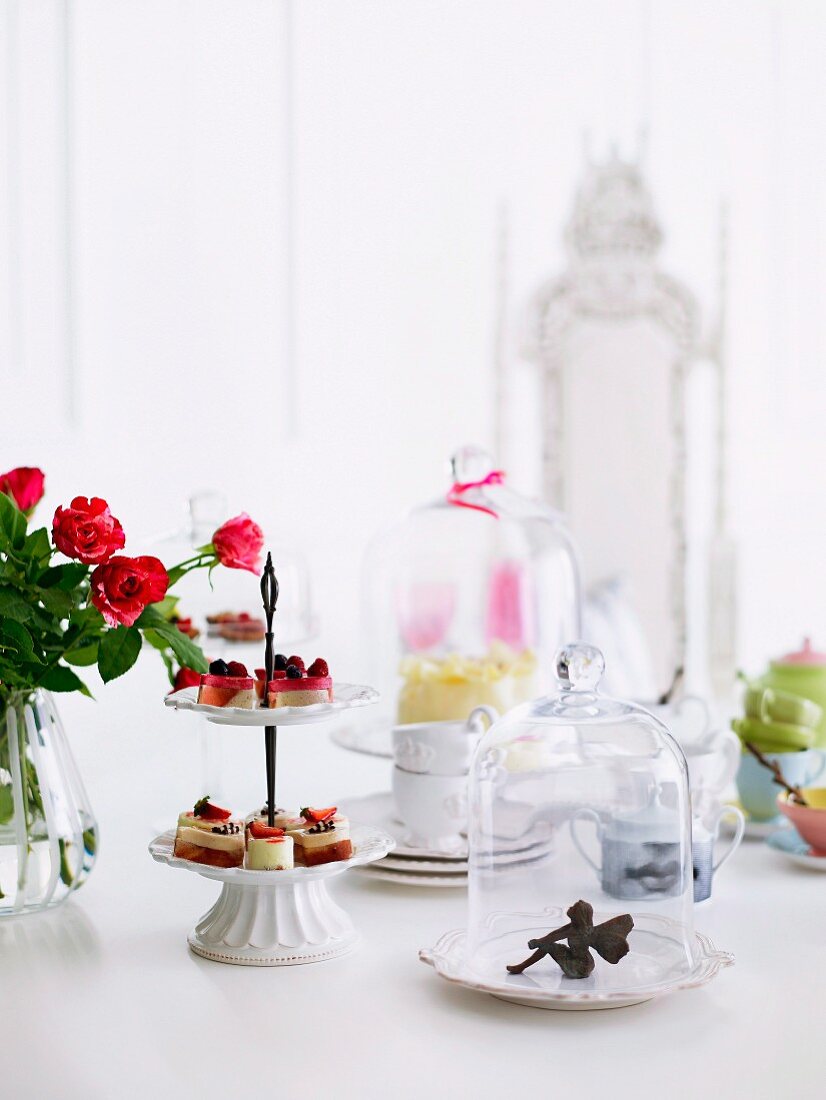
left=777, top=789, right=826, bottom=855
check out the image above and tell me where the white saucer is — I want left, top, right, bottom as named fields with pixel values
left=420, top=910, right=733, bottom=1011
left=165, top=682, right=378, bottom=726
left=719, top=801, right=790, bottom=840
left=361, top=866, right=468, bottom=888
left=331, top=720, right=393, bottom=758
left=766, top=827, right=826, bottom=870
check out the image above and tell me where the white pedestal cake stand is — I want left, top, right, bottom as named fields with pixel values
left=150, top=823, right=393, bottom=965
left=159, top=680, right=392, bottom=965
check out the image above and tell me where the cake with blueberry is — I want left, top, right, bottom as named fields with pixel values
left=265, top=655, right=333, bottom=708
left=290, top=806, right=352, bottom=866
left=245, top=820, right=294, bottom=870
left=173, top=796, right=245, bottom=868
left=197, top=659, right=257, bottom=709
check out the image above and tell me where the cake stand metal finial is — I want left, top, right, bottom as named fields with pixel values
left=260, top=553, right=280, bottom=827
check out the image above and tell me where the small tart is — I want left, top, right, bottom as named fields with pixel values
left=198, top=673, right=256, bottom=709
left=266, top=676, right=333, bottom=708
left=246, top=834, right=294, bottom=871
left=291, top=813, right=352, bottom=866
left=174, top=823, right=244, bottom=867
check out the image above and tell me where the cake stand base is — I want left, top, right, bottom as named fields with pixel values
left=188, top=879, right=359, bottom=966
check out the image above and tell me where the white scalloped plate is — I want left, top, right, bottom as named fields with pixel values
left=420, top=910, right=733, bottom=1010
left=361, top=866, right=468, bottom=888
left=150, top=822, right=394, bottom=884
left=164, top=683, right=379, bottom=726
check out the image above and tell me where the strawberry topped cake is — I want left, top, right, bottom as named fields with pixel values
left=172, top=801, right=354, bottom=870
left=290, top=806, right=352, bottom=866
left=245, top=820, right=294, bottom=870
left=174, top=796, right=245, bottom=868
left=197, top=659, right=257, bottom=709
left=264, top=655, right=333, bottom=708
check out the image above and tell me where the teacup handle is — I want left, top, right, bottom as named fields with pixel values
left=807, top=749, right=826, bottom=786
left=678, top=695, right=711, bottom=740
left=712, top=729, right=742, bottom=790
left=466, top=705, right=499, bottom=733
left=758, top=688, right=775, bottom=724
left=709, top=805, right=746, bottom=874
left=570, top=808, right=603, bottom=876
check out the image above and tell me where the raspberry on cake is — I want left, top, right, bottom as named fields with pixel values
left=197, top=659, right=256, bottom=708
left=174, top=796, right=244, bottom=868
left=265, top=655, right=333, bottom=708
left=290, top=806, right=352, bottom=866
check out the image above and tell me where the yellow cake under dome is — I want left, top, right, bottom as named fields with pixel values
left=396, top=642, right=538, bottom=724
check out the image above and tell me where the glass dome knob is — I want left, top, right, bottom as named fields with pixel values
left=555, top=643, right=605, bottom=692
left=450, top=445, right=495, bottom=484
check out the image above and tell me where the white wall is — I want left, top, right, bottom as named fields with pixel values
left=2, top=0, right=826, bottom=682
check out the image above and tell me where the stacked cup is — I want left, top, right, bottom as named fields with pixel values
left=391, top=706, right=498, bottom=852
left=641, top=694, right=744, bottom=901
left=732, top=685, right=826, bottom=822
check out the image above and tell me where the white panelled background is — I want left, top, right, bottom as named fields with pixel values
left=2, top=0, right=826, bottom=680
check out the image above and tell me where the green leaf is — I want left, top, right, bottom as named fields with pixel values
left=0, top=620, right=41, bottom=664
left=134, top=605, right=166, bottom=629
left=21, top=526, right=51, bottom=564
left=141, top=628, right=169, bottom=653
left=152, top=595, right=180, bottom=620
left=0, top=585, right=33, bottom=623
left=142, top=619, right=208, bottom=673
left=39, top=563, right=88, bottom=590
left=0, top=492, right=27, bottom=551
left=97, top=626, right=141, bottom=683
left=38, top=587, right=74, bottom=618
left=64, top=643, right=99, bottom=667
left=0, top=785, right=13, bottom=825
left=40, top=665, right=92, bottom=696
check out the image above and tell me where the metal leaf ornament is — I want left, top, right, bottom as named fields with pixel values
left=507, top=900, right=634, bottom=980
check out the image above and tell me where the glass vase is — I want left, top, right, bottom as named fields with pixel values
left=0, top=690, right=97, bottom=915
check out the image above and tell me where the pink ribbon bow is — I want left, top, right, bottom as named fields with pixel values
left=446, top=469, right=505, bottom=518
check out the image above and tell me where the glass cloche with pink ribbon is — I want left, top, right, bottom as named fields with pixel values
left=357, top=446, right=581, bottom=747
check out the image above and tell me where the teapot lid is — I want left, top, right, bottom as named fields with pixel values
left=775, top=637, right=826, bottom=666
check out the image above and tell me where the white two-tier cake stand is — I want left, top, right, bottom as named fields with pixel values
left=159, top=684, right=393, bottom=965
left=155, top=554, right=393, bottom=966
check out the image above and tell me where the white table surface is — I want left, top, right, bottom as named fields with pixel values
left=1, top=664, right=823, bottom=1100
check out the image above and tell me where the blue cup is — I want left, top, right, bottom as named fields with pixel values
left=735, top=749, right=826, bottom=822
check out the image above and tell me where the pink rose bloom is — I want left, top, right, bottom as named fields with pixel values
left=212, top=513, right=264, bottom=573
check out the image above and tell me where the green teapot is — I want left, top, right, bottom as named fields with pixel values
left=759, top=638, right=826, bottom=747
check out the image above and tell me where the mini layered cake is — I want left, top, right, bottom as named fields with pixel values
left=207, top=611, right=265, bottom=642
left=248, top=805, right=300, bottom=830
left=245, top=821, right=294, bottom=870
left=174, top=797, right=245, bottom=868
left=197, top=659, right=256, bottom=709
left=290, top=806, right=352, bottom=866
left=266, top=656, right=333, bottom=709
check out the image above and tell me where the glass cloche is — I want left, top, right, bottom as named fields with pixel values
left=361, top=447, right=581, bottom=737
left=149, top=492, right=317, bottom=647
left=464, top=643, right=701, bottom=1002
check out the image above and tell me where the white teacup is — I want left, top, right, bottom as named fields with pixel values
left=642, top=695, right=712, bottom=750
left=392, top=705, right=498, bottom=777
left=392, top=767, right=468, bottom=852
left=684, top=728, right=741, bottom=814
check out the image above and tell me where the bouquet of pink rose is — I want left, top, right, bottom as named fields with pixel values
left=0, top=465, right=264, bottom=702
